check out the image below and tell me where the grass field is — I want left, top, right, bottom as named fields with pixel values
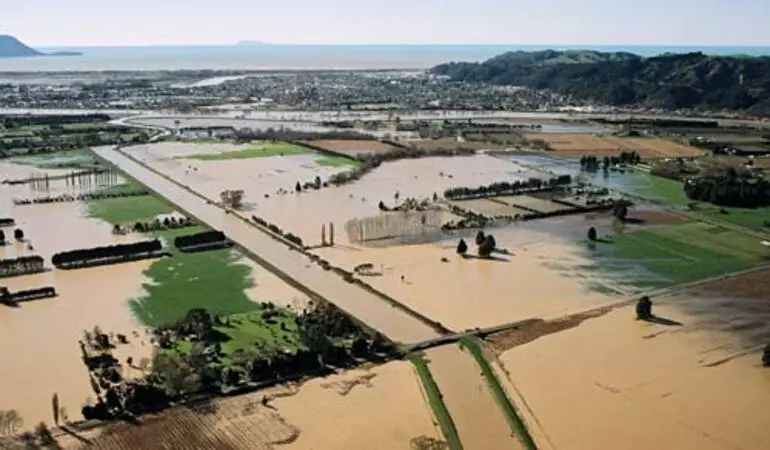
left=316, top=155, right=361, bottom=168
left=130, top=235, right=257, bottom=327
left=87, top=194, right=174, bottom=224
left=692, top=204, right=770, bottom=232
left=408, top=352, right=463, bottom=450
left=593, top=221, right=769, bottom=289
left=185, top=142, right=310, bottom=160
left=642, top=175, right=690, bottom=205
left=86, top=194, right=259, bottom=328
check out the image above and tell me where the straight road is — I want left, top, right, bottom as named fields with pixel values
left=92, top=146, right=439, bottom=344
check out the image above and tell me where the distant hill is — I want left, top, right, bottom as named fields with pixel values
left=0, top=35, right=43, bottom=58
left=430, top=50, right=770, bottom=116
left=0, top=35, right=81, bottom=58
left=234, top=40, right=274, bottom=46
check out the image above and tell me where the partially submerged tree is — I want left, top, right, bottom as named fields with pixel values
left=635, top=296, right=653, bottom=320
left=456, top=238, right=468, bottom=255
left=13, top=228, right=24, bottom=241
left=587, top=227, right=598, bottom=241
left=475, top=230, right=486, bottom=246
left=478, top=234, right=496, bottom=258
left=763, top=344, right=770, bottom=368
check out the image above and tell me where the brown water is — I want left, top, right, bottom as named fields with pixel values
left=0, top=159, right=315, bottom=430
left=127, top=142, right=546, bottom=246
left=500, top=301, right=770, bottom=450
left=426, top=344, right=521, bottom=450
left=94, top=145, right=440, bottom=343
left=122, top=143, right=618, bottom=332
left=273, top=361, right=442, bottom=450
left=0, top=196, right=153, bottom=430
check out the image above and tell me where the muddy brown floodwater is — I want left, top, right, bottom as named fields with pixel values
left=0, top=182, right=153, bottom=431
left=500, top=297, right=770, bottom=450
left=122, top=143, right=620, bottom=332
left=94, top=145, right=440, bottom=343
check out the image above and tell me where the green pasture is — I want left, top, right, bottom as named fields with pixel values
left=184, top=142, right=310, bottom=160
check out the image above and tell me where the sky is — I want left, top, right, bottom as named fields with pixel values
left=2, top=0, right=768, bottom=47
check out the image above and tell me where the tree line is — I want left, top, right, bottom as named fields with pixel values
left=327, top=145, right=475, bottom=187
left=444, top=174, right=573, bottom=200
left=13, top=190, right=149, bottom=206
left=683, top=166, right=770, bottom=207
left=579, top=151, right=642, bottom=171
left=251, top=215, right=304, bottom=247
left=174, top=230, right=229, bottom=252
left=0, top=286, right=56, bottom=306
left=0, top=256, right=45, bottom=278
left=52, top=239, right=163, bottom=269
left=1, top=113, right=112, bottom=128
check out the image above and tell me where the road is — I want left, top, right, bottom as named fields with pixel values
left=91, top=146, right=439, bottom=344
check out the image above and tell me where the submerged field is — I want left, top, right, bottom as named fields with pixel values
left=183, top=142, right=311, bottom=160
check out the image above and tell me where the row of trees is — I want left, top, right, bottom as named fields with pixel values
left=579, top=151, right=642, bottom=172
left=683, top=166, right=770, bottom=207
left=126, top=216, right=195, bottom=234
left=0, top=286, right=56, bottom=305
left=251, top=215, right=304, bottom=247
left=13, top=189, right=149, bottom=206
left=2, top=114, right=111, bottom=129
left=0, top=218, right=13, bottom=227
left=326, top=145, right=475, bottom=187
left=444, top=174, right=573, bottom=200
left=0, top=255, right=44, bottom=278
left=174, top=230, right=228, bottom=252
left=52, top=239, right=163, bottom=269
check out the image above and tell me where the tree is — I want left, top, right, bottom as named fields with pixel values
left=478, top=234, right=496, bottom=258
left=475, top=230, right=486, bottom=246
left=13, top=228, right=24, bottom=241
left=613, top=201, right=630, bottom=221
left=456, top=239, right=468, bottom=255
left=587, top=227, right=598, bottom=241
left=763, top=344, right=770, bottom=367
left=52, top=393, right=60, bottom=425
left=295, top=181, right=302, bottom=193
left=636, top=296, right=653, bottom=320
left=0, top=230, right=4, bottom=244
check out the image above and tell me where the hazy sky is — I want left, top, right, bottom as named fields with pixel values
left=2, top=0, right=768, bottom=47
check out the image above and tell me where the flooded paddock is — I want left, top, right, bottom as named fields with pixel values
left=498, top=288, right=770, bottom=450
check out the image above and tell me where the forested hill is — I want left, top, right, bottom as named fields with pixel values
left=430, top=50, right=770, bottom=116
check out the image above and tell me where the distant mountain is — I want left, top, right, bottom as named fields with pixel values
left=234, top=40, right=274, bottom=46
left=0, top=35, right=81, bottom=58
left=0, top=35, right=43, bottom=58
left=430, top=50, right=770, bottom=116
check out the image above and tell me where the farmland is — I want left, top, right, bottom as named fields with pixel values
left=589, top=221, right=770, bottom=290
left=690, top=203, right=770, bottom=233
left=304, top=139, right=399, bottom=157
left=493, top=195, right=573, bottom=214
left=523, top=133, right=705, bottom=159
left=448, top=198, right=530, bottom=217
left=182, top=142, right=310, bottom=160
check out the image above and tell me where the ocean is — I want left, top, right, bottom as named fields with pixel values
left=0, top=44, right=769, bottom=72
